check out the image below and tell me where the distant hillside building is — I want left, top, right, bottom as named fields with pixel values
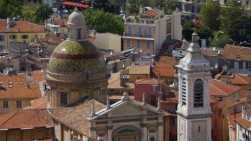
left=0, top=19, right=46, bottom=52
left=122, top=9, right=182, bottom=55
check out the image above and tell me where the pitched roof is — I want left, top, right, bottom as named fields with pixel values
left=235, top=113, right=251, bottom=129
left=50, top=99, right=105, bottom=135
left=128, top=65, right=150, bottom=75
left=0, top=20, right=45, bottom=33
left=222, top=44, right=251, bottom=61
left=143, top=9, right=159, bottom=18
left=153, top=56, right=177, bottom=77
left=209, top=79, right=240, bottom=97
left=230, top=74, right=251, bottom=86
left=135, top=79, right=161, bottom=85
left=0, top=71, right=43, bottom=99
left=0, top=109, right=53, bottom=129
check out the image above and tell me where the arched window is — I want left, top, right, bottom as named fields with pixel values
left=194, top=79, right=203, bottom=107
left=77, top=28, right=81, bottom=40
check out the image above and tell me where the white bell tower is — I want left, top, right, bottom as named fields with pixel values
left=176, top=33, right=212, bottom=141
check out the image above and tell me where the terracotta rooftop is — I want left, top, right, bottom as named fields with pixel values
left=143, top=9, right=159, bottom=18
left=29, top=97, right=48, bottom=109
left=222, top=44, right=251, bottom=61
left=209, top=79, right=240, bottom=97
left=153, top=56, right=177, bottom=78
left=0, top=71, right=44, bottom=100
left=235, top=113, right=251, bottom=129
left=0, top=20, right=45, bottom=33
left=135, top=79, right=161, bottom=85
left=0, top=109, right=53, bottom=129
left=230, top=74, right=251, bottom=86
left=50, top=99, right=105, bottom=135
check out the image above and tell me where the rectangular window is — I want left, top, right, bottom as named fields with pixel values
left=147, top=41, right=151, bottom=48
left=22, top=35, right=28, bottom=39
left=16, top=100, right=22, bottom=108
left=3, top=100, right=8, bottom=109
left=138, top=26, right=142, bottom=37
left=239, top=61, right=243, bottom=69
left=0, top=35, right=4, bottom=41
left=60, top=92, right=68, bottom=106
left=127, top=39, right=131, bottom=49
left=127, top=26, right=132, bottom=36
left=137, top=40, right=140, bottom=48
left=9, top=35, right=16, bottom=40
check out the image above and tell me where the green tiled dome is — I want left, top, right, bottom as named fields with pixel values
left=47, top=39, right=101, bottom=73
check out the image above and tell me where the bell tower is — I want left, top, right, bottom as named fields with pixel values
left=176, top=33, right=212, bottom=141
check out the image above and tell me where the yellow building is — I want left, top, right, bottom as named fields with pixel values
left=0, top=71, right=43, bottom=112
left=0, top=19, right=46, bottom=51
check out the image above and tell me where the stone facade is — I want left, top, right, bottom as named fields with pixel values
left=89, top=94, right=165, bottom=141
left=176, top=33, right=212, bottom=141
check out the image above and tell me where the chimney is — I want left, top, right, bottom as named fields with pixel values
left=6, top=18, right=10, bottom=30
left=106, top=93, right=110, bottom=109
left=142, top=92, right=146, bottom=104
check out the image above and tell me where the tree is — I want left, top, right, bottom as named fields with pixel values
left=22, top=5, right=38, bottom=22
left=0, top=0, right=22, bottom=18
left=93, top=0, right=119, bottom=13
left=211, top=31, right=232, bottom=48
left=220, top=0, right=243, bottom=41
left=199, top=0, right=221, bottom=31
left=83, top=9, right=124, bottom=35
left=182, top=21, right=194, bottom=41
left=34, top=4, right=53, bottom=23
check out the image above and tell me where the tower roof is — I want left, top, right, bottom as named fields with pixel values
left=67, top=8, right=86, bottom=27
left=177, top=33, right=210, bottom=71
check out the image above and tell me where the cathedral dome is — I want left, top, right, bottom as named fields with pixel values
left=46, top=39, right=107, bottom=89
left=46, top=10, right=108, bottom=90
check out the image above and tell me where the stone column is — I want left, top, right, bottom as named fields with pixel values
left=141, top=118, right=148, bottom=141
left=107, top=120, right=113, bottom=141
left=158, top=116, right=164, bottom=141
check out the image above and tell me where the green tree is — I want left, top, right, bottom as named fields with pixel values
left=211, top=31, right=232, bottom=48
left=220, top=0, right=243, bottom=41
left=34, top=4, right=53, bottom=23
left=0, top=0, right=22, bottom=18
left=182, top=21, right=194, bottom=41
left=199, top=0, right=221, bottom=31
left=21, top=5, right=38, bottom=22
left=83, top=9, right=124, bottom=35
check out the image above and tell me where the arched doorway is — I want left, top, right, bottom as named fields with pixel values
left=112, top=126, right=141, bottom=141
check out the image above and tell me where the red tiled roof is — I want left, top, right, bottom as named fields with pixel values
left=230, top=74, right=251, bottom=86
left=63, top=1, right=89, bottom=8
left=143, top=9, right=159, bottom=17
left=0, top=20, right=45, bottom=33
left=0, top=109, right=53, bottom=129
left=135, top=79, right=161, bottom=85
left=222, top=44, right=251, bottom=61
left=209, top=79, right=240, bottom=97
left=30, top=97, right=47, bottom=109
left=0, top=71, right=44, bottom=100
left=50, top=99, right=105, bottom=135
left=235, top=114, right=251, bottom=129
left=153, top=56, right=177, bottom=78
